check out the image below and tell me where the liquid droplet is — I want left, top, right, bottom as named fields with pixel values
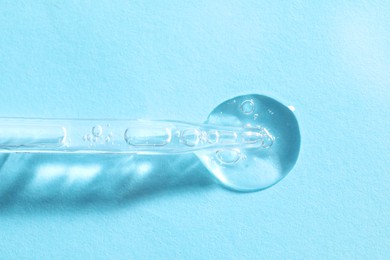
left=197, top=94, right=300, bottom=192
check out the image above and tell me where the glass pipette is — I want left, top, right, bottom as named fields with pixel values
left=0, top=94, right=301, bottom=192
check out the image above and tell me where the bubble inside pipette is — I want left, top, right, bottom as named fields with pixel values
left=181, top=129, right=200, bottom=147
left=92, top=125, right=103, bottom=137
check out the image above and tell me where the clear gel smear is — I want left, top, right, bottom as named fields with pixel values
left=196, top=94, right=301, bottom=192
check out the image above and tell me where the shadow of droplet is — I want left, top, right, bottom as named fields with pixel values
left=0, top=153, right=216, bottom=214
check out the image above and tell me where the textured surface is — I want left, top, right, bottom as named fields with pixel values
left=0, top=1, right=389, bottom=259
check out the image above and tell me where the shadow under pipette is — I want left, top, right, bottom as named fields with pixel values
left=0, top=153, right=216, bottom=214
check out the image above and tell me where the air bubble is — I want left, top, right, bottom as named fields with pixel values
left=92, top=125, right=103, bottom=137
left=240, top=100, right=255, bottom=114
left=207, top=130, right=219, bottom=144
left=181, top=129, right=200, bottom=147
left=125, top=127, right=171, bottom=146
left=216, top=149, right=241, bottom=164
left=218, top=130, right=238, bottom=144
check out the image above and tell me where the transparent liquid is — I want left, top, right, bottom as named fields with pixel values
left=196, top=94, right=301, bottom=192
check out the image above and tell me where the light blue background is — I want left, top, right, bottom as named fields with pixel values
left=0, top=1, right=389, bottom=259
